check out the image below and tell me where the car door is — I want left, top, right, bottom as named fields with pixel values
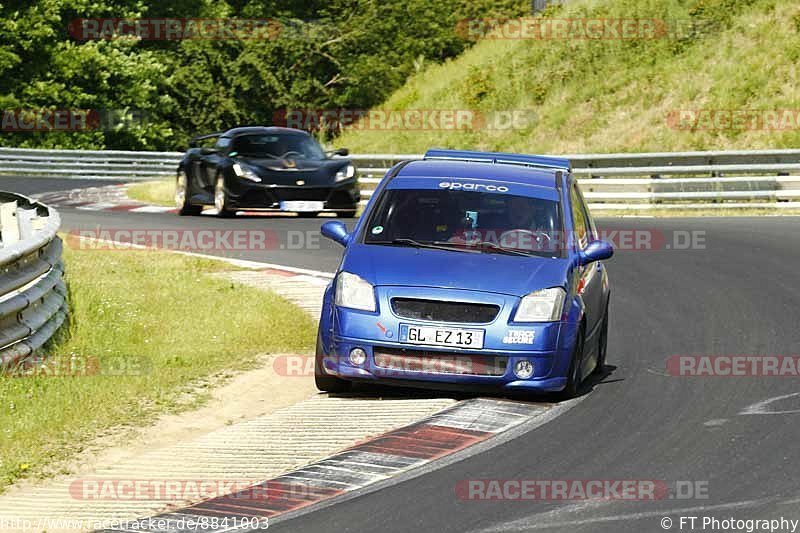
left=201, top=136, right=230, bottom=190
left=188, top=150, right=205, bottom=193
left=570, top=182, right=604, bottom=347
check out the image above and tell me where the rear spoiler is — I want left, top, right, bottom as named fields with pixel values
left=189, top=132, right=224, bottom=147
left=423, top=149, right=571, bottom=172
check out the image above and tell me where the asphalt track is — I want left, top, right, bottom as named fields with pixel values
left=4, top=176, right=800, bottom=532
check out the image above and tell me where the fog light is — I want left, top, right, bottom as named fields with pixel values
left=349, top=348, right=367, bottom=366
left=514, top=360, right=534, bottom=379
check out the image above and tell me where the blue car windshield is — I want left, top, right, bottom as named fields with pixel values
left=364, top=188, right=565, bottom=257
left=231, top=134, right=326, bottom=160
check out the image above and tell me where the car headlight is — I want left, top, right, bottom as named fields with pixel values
left=514, top=288, right=566, bottom=322
left=335, top=164, right=356, bottom=182
left=232, top=163, right=262, bottom=182
left=335, top=272, right=376, bottom=312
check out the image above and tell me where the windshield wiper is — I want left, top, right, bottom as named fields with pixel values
left=387, top=238, right=478, bottom=253
left=469, top=240, right=533, bottom=257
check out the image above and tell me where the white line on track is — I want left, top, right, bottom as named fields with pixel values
left=740, top=392, right=800, bottom=415
left=479, top=497, right=777, bottom=531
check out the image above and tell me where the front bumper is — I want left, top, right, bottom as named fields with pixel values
left=321, top=289, right=578, bottom=392
left=226, top=177, right=360, bottom=210
left=322, top=339, right=568, bottom=392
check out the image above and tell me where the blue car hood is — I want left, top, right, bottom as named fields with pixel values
left=340, top=243, right=570, bottom=297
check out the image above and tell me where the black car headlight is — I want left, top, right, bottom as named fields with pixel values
left=232, top=163, right=262, bottom=183
left=335, top=164, right=356, bottom=182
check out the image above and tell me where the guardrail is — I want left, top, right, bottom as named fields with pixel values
left=0, top=192, right=66, bottom=367
left=349, top=151, right=800, bottom=210
left=2, top=146, right=800, bottom=210
left=0, top=147, right=181, bottom=180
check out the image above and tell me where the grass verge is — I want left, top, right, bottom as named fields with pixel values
left=0, top=238, right=315, bottom=491
left=126, top=177, right=175, bottom=207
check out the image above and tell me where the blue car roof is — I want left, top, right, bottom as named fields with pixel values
left=424, top=149, right=571, bottom=172
left=391, top=149, right=570, bottom=191
left=389, top=162, right=560, bottom=201
left=394, top=159, right=561, bottom=190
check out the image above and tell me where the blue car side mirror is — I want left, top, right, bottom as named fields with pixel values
left=579, top=240, right=614, bottom=265
left=321, top=221, right=351, bottom=247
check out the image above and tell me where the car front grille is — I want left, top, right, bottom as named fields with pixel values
left=391, top=298, right=500, bottom=324
left=373, top=348, right=507, bottom=377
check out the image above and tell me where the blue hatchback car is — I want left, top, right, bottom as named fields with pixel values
left=316, top=149, right=613, bottom=398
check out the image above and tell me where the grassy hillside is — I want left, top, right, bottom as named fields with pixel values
left=337, top=0, right=800, bottom=154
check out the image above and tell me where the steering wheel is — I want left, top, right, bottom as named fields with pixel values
left=499, top=229, right=552, bottom=251
left=280, top=151, right=303, bottom=159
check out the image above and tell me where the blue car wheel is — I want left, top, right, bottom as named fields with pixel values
left=561, top=327, right=585, bottom=399
left=593, top=304, right=609, bottom=376
left=314, top=331, right=351, bottom=393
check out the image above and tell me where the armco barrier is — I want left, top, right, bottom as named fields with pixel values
left=2, top=146, right=800, bottom=210
left=0, top=192, right=66, bottom=367
left=349, top=151, right=800, bottom=209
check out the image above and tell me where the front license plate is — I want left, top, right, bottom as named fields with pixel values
left=280, top=200, right=324, bottom=212
left=399, top=324, right=484, bottom=349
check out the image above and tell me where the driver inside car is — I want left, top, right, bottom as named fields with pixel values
left=502, top=196, right=558, bottom=252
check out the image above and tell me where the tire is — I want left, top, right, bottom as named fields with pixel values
left=593, top=304, right=609, bottom=376
left=314, top=332, right=351, bottom=393
left=336, top=210, right=358, bottom=219
left=214, top=174, right=234, bottom=218
left=175, top=170, right=202, bottom=216
left=560, top=327, right=585, bottom=400
left=297, top=212, right=319, bottom=218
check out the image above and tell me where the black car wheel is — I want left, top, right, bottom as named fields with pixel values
left=560, top=326, right=585, bottom=399
left=314, top=331, right=351, bottom=393
left=176, top=170, right=202, bottom=216
left=297, top=212, right=319, bottom=218
left=214, top=174, right=234, bottom=218
left=336, top=210, right=358, bottom=219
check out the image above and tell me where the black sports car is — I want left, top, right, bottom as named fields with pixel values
left=175, top=127, right=360, bottom=217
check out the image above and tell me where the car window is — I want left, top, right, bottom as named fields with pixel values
left=214, top=137, right=231, bottom=150
left=570, top=183, right=589, bottom=250
left=231, top=134, right=326, bottom=160
left=363, top=188, right=564, bottom=257
left=575, top=182, right=597, bottom=240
